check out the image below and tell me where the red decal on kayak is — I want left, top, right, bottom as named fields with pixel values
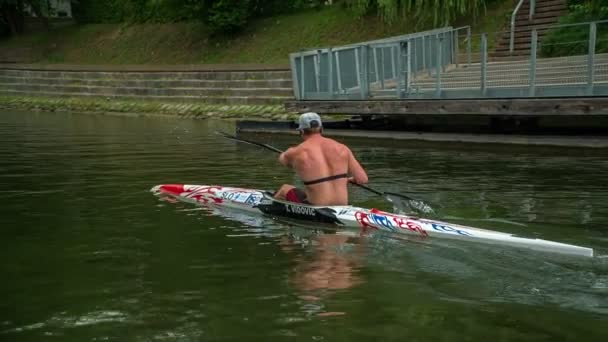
left=212, top=197, right=223, bottom=204
left=392, top=217, right=428, bottom=238
left=160, top=184, right=186, bottom=195
left=355, top=211, right=375, bottom=230
left=406, top=221, right=428, bottom=237
left=184, top=186, right=223, bottom=204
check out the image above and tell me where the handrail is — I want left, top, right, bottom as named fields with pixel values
left=510, top=0, right=526, bottom=54
left=510, top=0, right=537, bottom=54
left=290, top=26, right=458, bottom=58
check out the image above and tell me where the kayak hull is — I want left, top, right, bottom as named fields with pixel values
left=151, top=184, right=594, bottom=258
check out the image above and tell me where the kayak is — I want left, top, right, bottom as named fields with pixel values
left=150, top=184, right=594, bottom=258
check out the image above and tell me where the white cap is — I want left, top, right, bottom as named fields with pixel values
left=296, top=112, right=322, bottom=130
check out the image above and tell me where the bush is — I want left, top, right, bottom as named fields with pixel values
left=206, top=0, right=250, bottom=33
left=72, top=0, right=205, bottom=24
left=541, top=0, right=608, bottom=57
left=71, top=0, right=324, bottom=33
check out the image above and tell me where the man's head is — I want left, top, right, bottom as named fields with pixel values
left=297, top=112, right=323, bottom=136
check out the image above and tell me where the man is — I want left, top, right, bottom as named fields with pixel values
left=274, top=112, right=368, bottom=206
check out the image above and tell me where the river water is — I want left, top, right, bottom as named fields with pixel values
left=1, top=110, right=607, bottom=341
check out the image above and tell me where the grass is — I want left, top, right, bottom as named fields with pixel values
left=0, top=95, right=291, bottom=119
left=0, top=3, right=514, bottom=65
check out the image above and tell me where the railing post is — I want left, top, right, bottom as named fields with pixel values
left=289, top=54, right=300, bottom=100
left=314, top=50, right=321, bottom=93
left=328, top=48, right=334, bottom=98
left=588, top=22, right=597, bottom=95
left=380, top=47, right=385, bottom=89
left=467, top=26, right=472, bottom=66
left=443, top=31, right=449, bottom=70
left=360, top=45, right=370, bottom=99
left=481, top=33, right=487, bottom=97
left=422, top=35, right=427, bottom=75
left=530, top=0, right=536, bottom=20
left=412, top=38, right=418, bottom=74
left=510, top=0, right=525, bottom=55
left=390, top=46, right=396, bottom=79
left=454, top=29, right=460, bottom=67
left=529, top=29, right=537, bottom=97
left=435, top=35, right=442, bottom=98
left=335, top=51, right=343, bottom=94
left=354, top=46, right=362, bottom=97
left=510, top=23, right=515, bottom=54
left=373, top=47, right=379, bottom=85
left=406, top=40, right=412, bottom=95
left=300, top=53, right=306, bottom=99
left=396, top=42, right=403, bottom=98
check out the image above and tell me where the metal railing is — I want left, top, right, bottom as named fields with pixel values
left=289, top=19, right=608, bottom=100
left=510, top=0, right=537, bottom=54
left=290, top=26, right=469, bottom=100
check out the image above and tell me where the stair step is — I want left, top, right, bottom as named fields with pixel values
left=520, top=0, right=567, bottom=10
left=515, top=8, right=567, bottom=20
left=494, top=28, right=551, bottom=44
left=0, top=83, right=294, bottom=97
left=0, top=76, right=294, bottom=88
left=515, top=16, right=564, bottom=26
left=0, top=69, right=293, bottom=81
left=520, top=4, right=567, bottom=13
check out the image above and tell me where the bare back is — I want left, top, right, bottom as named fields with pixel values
left=284, top=135, right=367, bottom=205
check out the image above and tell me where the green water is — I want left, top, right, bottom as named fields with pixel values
left=1, top=110, right=607, bottom=341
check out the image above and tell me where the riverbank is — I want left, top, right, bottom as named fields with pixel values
left=0, top=95, right=296, bottom=120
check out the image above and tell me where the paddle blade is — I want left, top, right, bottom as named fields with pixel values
left=384, top=192, right=435, bottom=216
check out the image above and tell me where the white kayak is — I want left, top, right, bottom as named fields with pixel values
left=151, top=184, right=594, bottom=258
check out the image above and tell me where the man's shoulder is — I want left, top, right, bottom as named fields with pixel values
left=323, top=137, right=349, bottom=149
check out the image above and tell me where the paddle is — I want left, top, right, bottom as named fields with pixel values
left=215, top=130, right=435, bottom=215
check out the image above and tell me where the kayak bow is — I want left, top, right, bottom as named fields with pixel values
left=151, top=184, right=594, bottom=258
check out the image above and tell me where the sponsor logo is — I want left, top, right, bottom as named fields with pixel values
left=286, top=204, right=316, bottom=216
left=245, top=194, right=261, bottom=205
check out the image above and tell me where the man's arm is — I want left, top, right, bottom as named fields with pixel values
left=279, top=147, right=296, bottom=168
left=347, top=149, right=368, bottom=184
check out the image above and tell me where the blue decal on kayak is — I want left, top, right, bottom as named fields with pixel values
left=431, top=223, right=472, bottom=236
left=369, top=214, right=398, bottom=232
left=245, top=194, right=261, bottom=205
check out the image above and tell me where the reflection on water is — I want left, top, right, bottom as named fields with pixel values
left=284, top=233, right=362, bottom=293
left=180, top=203, right=608, bottom=318
left=1, top=110, right=608, bottom=341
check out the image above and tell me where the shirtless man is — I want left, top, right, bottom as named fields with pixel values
left=274, top=112, right=368, bottom=206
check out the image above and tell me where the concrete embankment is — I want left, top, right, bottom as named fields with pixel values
left=0, top=64, right=297, bottom=119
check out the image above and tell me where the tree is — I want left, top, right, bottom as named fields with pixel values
left=0, top=0, right=25, bottom=35
left=0, top=0, right=50, bottom=36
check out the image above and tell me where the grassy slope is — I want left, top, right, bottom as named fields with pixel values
left=0, top=3, right=513, bottom=65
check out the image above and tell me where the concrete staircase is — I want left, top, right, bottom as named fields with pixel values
left=0, top=67, right=294, bottom=105
left=410, top=54, right=608, bottom=92
left=492, top=0, right=568, bottom=58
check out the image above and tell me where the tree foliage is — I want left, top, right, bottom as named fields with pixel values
left=0, top=0, right=50, bottom=36
left=71, top=0, right=323, bottom=33
left=541, top=0, right=608, bottom=57
left=342, top=0, right=487, bottom=27
left=3, top=0, right=489, bottom=38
